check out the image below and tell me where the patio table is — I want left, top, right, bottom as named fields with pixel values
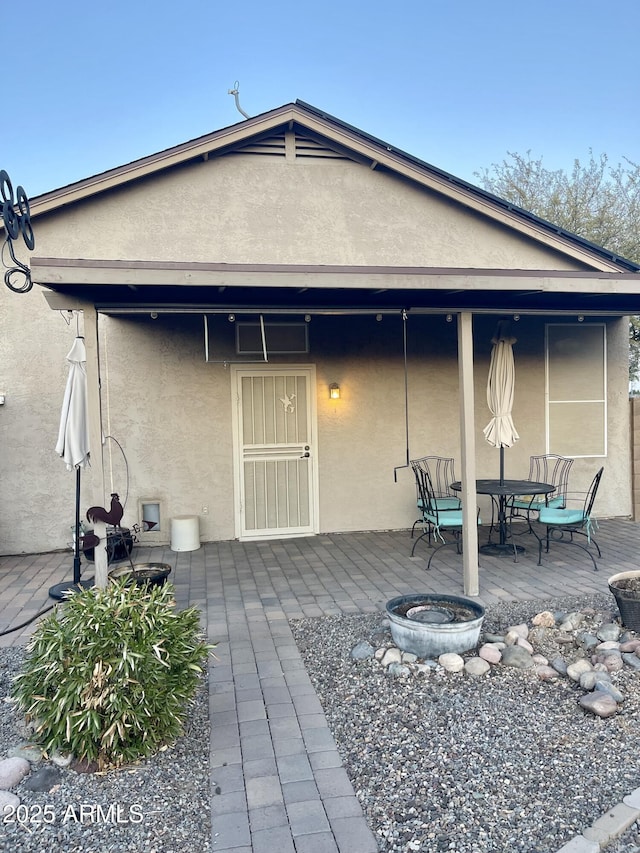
left=450, top=479, right=555, bottom=558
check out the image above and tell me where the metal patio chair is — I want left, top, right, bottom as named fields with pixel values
left=533, top=466, right=604, bottom=572
left=509, top=453, right=574, bottom=534
left=410, top=456, right=461, bottom=538
left=410, top=462, right=480, bottom=569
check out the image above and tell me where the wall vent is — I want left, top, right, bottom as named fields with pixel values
left=232, top=131, right=287, bottom=157
left=227, top=130, right=352, bottom=162
left=236, top=323, right=309, bottom=354
left=294, top=132, right=351, bottom=160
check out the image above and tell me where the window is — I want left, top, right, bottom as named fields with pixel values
left=545, top=323, right=606, bottom=457
left=236, top=323, right=309, bottom=355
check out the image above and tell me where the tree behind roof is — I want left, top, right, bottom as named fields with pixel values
left=476, top=151, right=640, bottom=383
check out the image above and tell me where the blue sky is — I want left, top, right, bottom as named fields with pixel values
left=3, top=0, right=639, bottom=199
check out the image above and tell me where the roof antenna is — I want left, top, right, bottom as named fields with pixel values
left=228, top=81, right=251, bottom=119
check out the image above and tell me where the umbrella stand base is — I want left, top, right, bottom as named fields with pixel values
left=479, top=542, right=525, bottom=558
left=48, top=578, right=95, bottom=600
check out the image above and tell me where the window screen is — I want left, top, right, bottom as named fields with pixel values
left=546, top=323, right=606, bottom=457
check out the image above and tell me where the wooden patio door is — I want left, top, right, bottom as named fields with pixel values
left=232, top=366, right=318, bottom=540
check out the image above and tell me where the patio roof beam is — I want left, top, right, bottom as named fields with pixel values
left=142, top=306, right=405, bottom=316
left=31, top=258, right=640, bottom=288
left=87, top=305, right=633, bottom=318
left=35, top=293, right=640, bottom=318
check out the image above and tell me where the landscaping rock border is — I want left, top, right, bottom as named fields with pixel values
left=359, top=605, right=640, bottom=719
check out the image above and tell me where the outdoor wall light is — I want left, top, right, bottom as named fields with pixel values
left=578, top=315, right=584, bottom=322
left=513, top=314, right=520, bottom=321
left=228, top=313, right=236, bottom=322
left=446, top=314, right=453, bottom=323
left=329, top=383, right=341, bottom=400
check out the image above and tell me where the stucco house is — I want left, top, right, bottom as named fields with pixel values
left=3, top=100, right=640, bottom=593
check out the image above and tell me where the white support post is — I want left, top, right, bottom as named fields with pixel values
left=457, top=312, right=479, bottom=597
left=83, top=306, right=108, bottom=589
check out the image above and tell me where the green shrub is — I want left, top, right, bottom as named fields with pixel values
left=13, top=579, right=213, bottom=769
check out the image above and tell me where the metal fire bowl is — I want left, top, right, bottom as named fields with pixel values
left=109, top=563, right=172, bottom=588
left=385, top=593, right=485, bottom=658
left=406, top=605, right=455, bottom=624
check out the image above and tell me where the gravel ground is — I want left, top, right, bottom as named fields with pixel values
left=0, top=647, right=210, bottom=853
left=291, top=593, right=640, bottom=853
left=4, top=592, right=640, bottom=853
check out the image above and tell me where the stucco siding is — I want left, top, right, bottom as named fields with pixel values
left=1, top=283, right=80, bottom=554
left=32, top=154, right=585, bottom=270
left=0, top=302, right=631, bottom=555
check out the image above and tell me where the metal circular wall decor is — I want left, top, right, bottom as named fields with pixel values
left=1, top=169, right=35, bottom=293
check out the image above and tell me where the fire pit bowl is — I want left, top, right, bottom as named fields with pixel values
left=386, top=593, right=485, bottom=657
left=108, top=563, right=172, bottom=588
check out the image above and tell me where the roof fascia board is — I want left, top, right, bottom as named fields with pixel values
left=31, top=257, right=640, bottom=294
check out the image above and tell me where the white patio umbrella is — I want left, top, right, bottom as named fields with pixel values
left=482, top=321, right=519, bottom=484
left=52, top=336, right=92, bottom=596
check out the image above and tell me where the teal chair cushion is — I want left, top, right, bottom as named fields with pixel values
left=418, top=497, right=461, bottom=511
left=434, top=497, right=462, bottom=510
left=512, top=497, right=544, bottom=511
left=512, top=495, right=564, bottom=511
left=539, top=507, right=586, bottom=526
left=423, top=510, right=481, bottom=528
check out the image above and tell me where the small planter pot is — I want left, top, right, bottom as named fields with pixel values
left=608, top=571, right=640, bottom=632
left=386, top=593, right=485, bottom=658
left=109, top=563, right=172, bottom=588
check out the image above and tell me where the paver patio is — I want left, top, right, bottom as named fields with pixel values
left=0, top=519, right=637, bottom=851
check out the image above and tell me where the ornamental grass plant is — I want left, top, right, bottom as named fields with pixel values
left=12, top=579, right=213, bottom=769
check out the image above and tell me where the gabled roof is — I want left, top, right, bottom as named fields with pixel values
left=28, top=100, right=640, bottom=274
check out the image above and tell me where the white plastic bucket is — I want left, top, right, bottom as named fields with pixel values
left=170, top=515, right=200, bottom=552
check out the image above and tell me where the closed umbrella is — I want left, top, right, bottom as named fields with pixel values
left=51, top=336, right=93, bottom=598
left=482, top=321, right=519, bottom=484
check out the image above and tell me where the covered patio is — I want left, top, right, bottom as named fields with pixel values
left=33, top=263, right=640, bottom=600
left=0, top=520, right=637, bottom=850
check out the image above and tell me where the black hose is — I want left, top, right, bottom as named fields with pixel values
left=0, top=603, right=56, bottom=637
